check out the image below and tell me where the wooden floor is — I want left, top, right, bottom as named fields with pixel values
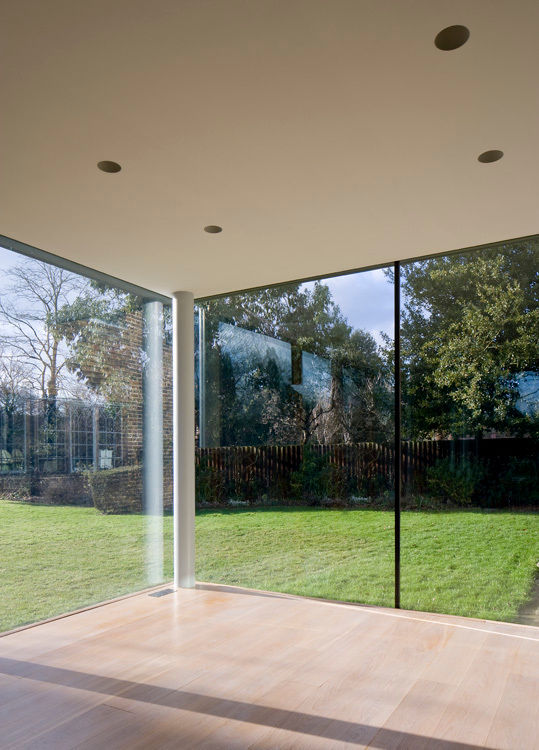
left=0, top=584, right=538, bottom=749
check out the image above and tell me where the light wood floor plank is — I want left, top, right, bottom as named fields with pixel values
left=0, top=583, right=537, bottom=749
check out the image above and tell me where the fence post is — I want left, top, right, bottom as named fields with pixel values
left=23, top=399, right=28, bottom=474
left=92, top=405, right=99, bottom=471
left=68, top=403, right=73, bottom=473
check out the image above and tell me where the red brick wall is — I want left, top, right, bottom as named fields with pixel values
left=71, top=309, right=173, bottom=508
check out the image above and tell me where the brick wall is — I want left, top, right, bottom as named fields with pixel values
left=0, top=306, right=174, bottom=512
left=71, top=308, right=173, bottom=508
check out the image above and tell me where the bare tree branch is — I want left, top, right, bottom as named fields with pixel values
left=0, top=259, right=89, bottom=398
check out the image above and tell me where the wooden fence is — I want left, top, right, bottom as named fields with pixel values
left=196, top=438, right=536, bottom=504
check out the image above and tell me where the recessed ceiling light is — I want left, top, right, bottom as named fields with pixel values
left=434, top=25, right=470, bottom=51
left=204, top=225, right=222, bottom=234
left=97, top=160, right=122, bottom=173
left=478, top=150, right=504, bottom=163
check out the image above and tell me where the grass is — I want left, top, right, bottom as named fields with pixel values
left=0, top=500, right=169, bottom=633
left=0, top=499, right=537, bottom=632
left=196, top=507, right=539, bottom=622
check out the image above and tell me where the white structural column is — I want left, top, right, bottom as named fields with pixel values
left=172, top=291, right=195, bottom=588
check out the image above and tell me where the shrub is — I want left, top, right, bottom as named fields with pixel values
left=232, top=474, right=267, bottom=504
left=426, top=456, right=485, bottom=505
left=196, top=458, right=226, bottom=505
left=484, top=456, right=539, bottom=507
left=87, top=464, right=142, bottom=513
left=327, top=462, right=354, bottom=503
left=356, top=471, right=391, bottom=499
left=290, top=446, right=330, bottom=503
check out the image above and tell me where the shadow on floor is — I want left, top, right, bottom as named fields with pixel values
left=0, top=656, right=492, bottom=749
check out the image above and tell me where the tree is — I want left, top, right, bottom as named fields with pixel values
left=323, top=329, right=393, bottom=444
left=0, top=260, right=88, bottom=399
left=0, top=349, right=33, bottom=406
left=57, top=286, right=144, bottom=403
left=0, top=349, right=33, bottom=459
left=203, top=281, right=351, bottom=356
left=398, top=241, right=539, bottom=438
left=199, top=281, right=392, bottom=446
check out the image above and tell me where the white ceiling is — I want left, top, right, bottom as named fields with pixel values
left=2, top=0, right=538, bottom=298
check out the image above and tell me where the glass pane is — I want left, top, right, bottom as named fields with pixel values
left=196, top=269, right=395, bottom=607
left=0, top=245, right=171, bottom=631
left=400, top=239, right=539, bottom=623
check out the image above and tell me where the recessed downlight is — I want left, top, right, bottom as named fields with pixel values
left=204, top=225, right=222, bottom=234
left=478, top=150, right=504, bottom=163
left=97, top=160, right=122, bottom=173
left=434, top=25, right=470, bottom=51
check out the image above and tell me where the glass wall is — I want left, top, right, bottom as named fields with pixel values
left=194, top=236, right=538, bottom=625
left=400, top=238, right=539, bottom=622
left=2, top=233, right=537, bottom=631
left=195, top=269, right=395, bottom=607
left=0, top=243, right=172, bottom=632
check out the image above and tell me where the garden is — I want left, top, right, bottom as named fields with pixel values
left=1, top=497, right=537, bottom=633
left=0, top=238, right=537, bottom=634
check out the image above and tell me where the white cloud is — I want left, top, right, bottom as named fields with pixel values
left=301, top=267, right=394, bottom=345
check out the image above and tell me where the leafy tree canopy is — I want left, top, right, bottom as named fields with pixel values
left=200, top=281, right=392, bottom=446
left=57, top=284, right=147, bottom=402
left=399, top=241, right=538, bottom=437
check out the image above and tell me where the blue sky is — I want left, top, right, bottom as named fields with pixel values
left=301, top=268, right=393, bottom=345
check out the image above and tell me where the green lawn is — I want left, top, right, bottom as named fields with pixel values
left=1, top=499, right=537, bottom=632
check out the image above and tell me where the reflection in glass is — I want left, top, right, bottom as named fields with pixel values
left=0, top=245, right=171, bottom=631
left=195, top=271, right=395, bottom=607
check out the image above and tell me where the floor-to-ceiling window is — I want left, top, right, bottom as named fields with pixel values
left=194, top=235, right=538, bottom=624
left=1, top=232, right=537, bottom=632
left=195, top=268, right=396, bottom=607
left=400, top=238, right=538, bottom=622
left=0, top=239, right=172, bottom=632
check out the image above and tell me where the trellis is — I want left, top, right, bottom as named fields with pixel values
left=0, top=398, right=127, bottom=474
